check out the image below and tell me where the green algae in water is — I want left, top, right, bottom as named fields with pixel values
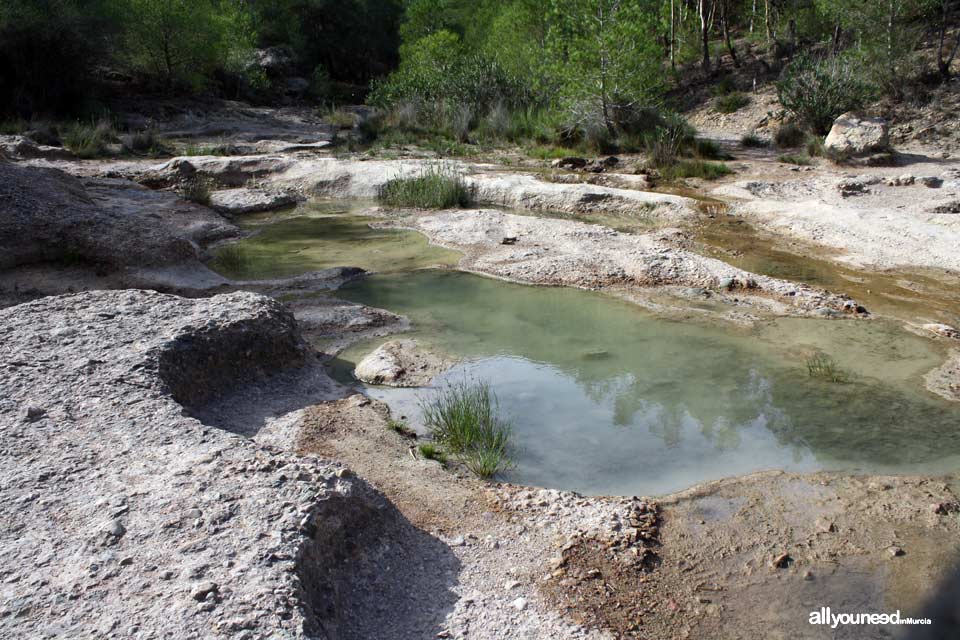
left=213, top=201, right=461, bottom=279
left=336, top=270, right=960, bottom=496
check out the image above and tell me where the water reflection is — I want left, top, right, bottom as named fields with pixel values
left=338, top=270, right=960, bottom=496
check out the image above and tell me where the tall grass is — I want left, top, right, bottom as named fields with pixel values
left=420, top=380, right=513, bottom=479
left=806, top=353, right=849, bottom=383
left=63, top=120, right=116, bottom=158
left=212, top=244, right=247, bottom=274
left=378, top=164, right=474, bottom=209
left=180, top=177, right=213, bottom=206
left=714, top=92, right=751, bottom=114
left=659, top=159, right=733, bottom=181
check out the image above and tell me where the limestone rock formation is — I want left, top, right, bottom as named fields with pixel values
left=0, top=289, right=397, bottom=638
left=354, top=339, right=451, bottom=387
left=0, top=162, right=205, bottom=270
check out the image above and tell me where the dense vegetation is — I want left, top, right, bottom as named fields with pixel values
left=2, top=0, right=959, bottom=149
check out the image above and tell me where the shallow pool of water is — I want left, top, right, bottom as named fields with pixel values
left=213, top=201, right=461, bottom=279
left=335, top=270, right=960, bottom=495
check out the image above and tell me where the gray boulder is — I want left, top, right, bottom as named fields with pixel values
left=824, top=112, right=890, bottom=157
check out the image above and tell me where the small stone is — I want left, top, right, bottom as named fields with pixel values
left=106, top=520, right=126, bottom=538
left=547, top=556, right=566, bottom=571
left=448, top=536, right=465, bottom=547
left=511, top=597, right=528, bottom=611
left=803, top=570, right=815, bottom=581
left=814, top=518, right=836, bottom=533
left=190, top=581, right=219, bottom=602
left=119, top=556, right=134, bottom=567
left=24, top=406, right=45, bottom=422
left=335, top=468, right=353, bottom=478
left=505, top=580, right=521, bottom=590
left=919, top=176, right=943, bottom=188
left=159, top=570, right=174, bottom=580
left=771, top=553, right=792, bottom=569
left=888, top=546, right=905, bottom=557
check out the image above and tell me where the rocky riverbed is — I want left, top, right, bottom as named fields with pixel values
left=3, top=101, right=960, bottom=638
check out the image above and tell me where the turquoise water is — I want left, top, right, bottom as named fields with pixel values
left=335, top=270, right=960, bottom=496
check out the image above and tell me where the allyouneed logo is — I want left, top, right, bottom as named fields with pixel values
left=809, top=607, right=932, bottom=629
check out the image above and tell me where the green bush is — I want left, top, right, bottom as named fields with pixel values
left=773, top=122, right=806, bottom=148
left=776, top=55, right=875, bottom=135
left=714, top=92, right=750, bottom=114
left=420, top=380, right=514, bottom=479
left=387, top=418, right=416, bottom=438
left=778, top=154, right=813, bottom=165
left=693, top=138, right=732, bottom=160
left=740, top=132, right=767, bottom=148
left=378, top=165, right=473, bottom=209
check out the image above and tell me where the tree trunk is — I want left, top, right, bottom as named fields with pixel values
left=700, top=0, right=711, bottom=71
left=832, top=21, right=842, bottom=55
left=764, top=0, right=773, bottom=45
left=721, top=0, right=739, bottom=68
left=670, top=0, right=676, bottom=71
left=750, top=0, right=756, bottom=33
left=939, top=0, right=960, bottom=79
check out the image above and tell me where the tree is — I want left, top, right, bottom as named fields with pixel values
left=122, top=0, right=255, bottom=90
left=937, top=0, right=960, bottom=78
left=546, top=0, right=663, bottom=136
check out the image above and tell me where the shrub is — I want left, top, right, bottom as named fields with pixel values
left=740, top=132, right=767, bottom=148
left=778, top=154, right=813, bottom=165
left=773, top=122, right=806, bottom=148
left=378, top=164, right=473, bottom=209
left=63, top=121, right=115, bottom=158
left=714, top=92, right=750, bottom=114
left=420, top=380, right=514, bottom=479
left=693, top=138, right=732, bottom=160
left=776, top=54, right=875, bottom=135
left=126, top=127, right=168, bottom=156
left=806, top=353, right=849, bottom=383
left=418, top=443, right=448, bottom=465
left=711, top=75, right=737, bottom=96
left=212, top=243, right=247, bottom=274
left=180, top=177, right=213, bottom=206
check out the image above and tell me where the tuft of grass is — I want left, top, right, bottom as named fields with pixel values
left=387, top=418, right=417, bottom=438
left=420, top=380, right=514, bottom=479
left=126, top=127, right=169, bottom=156
left=212, top=244, right=247, bottom=274
left=526, top=144, right=584, bottom=160
left=378, top=164, right=474, bottom=209
left=805, top=135, right=825, bottom=157
left=774, top=122, right=806, bottom=148
left=693, top=138, right=733, bottom=160
left=714, top=92, right=751, bottom=114
left=741, top=132, right=767, bottom=148
left=418, top=443, right=448, bottom=465
left=660, top=159, right=733, bottom=181
left=63, top=120, right=116, bottom=158
left=778, top=154, right=813, bottom=166
left=180, top=177, right=213, bottom=206
left=806, top=353, right=849, bottom=383
left=182, top=141, right=239, bottom=156
left=321, top=105, right=357, bottom=129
